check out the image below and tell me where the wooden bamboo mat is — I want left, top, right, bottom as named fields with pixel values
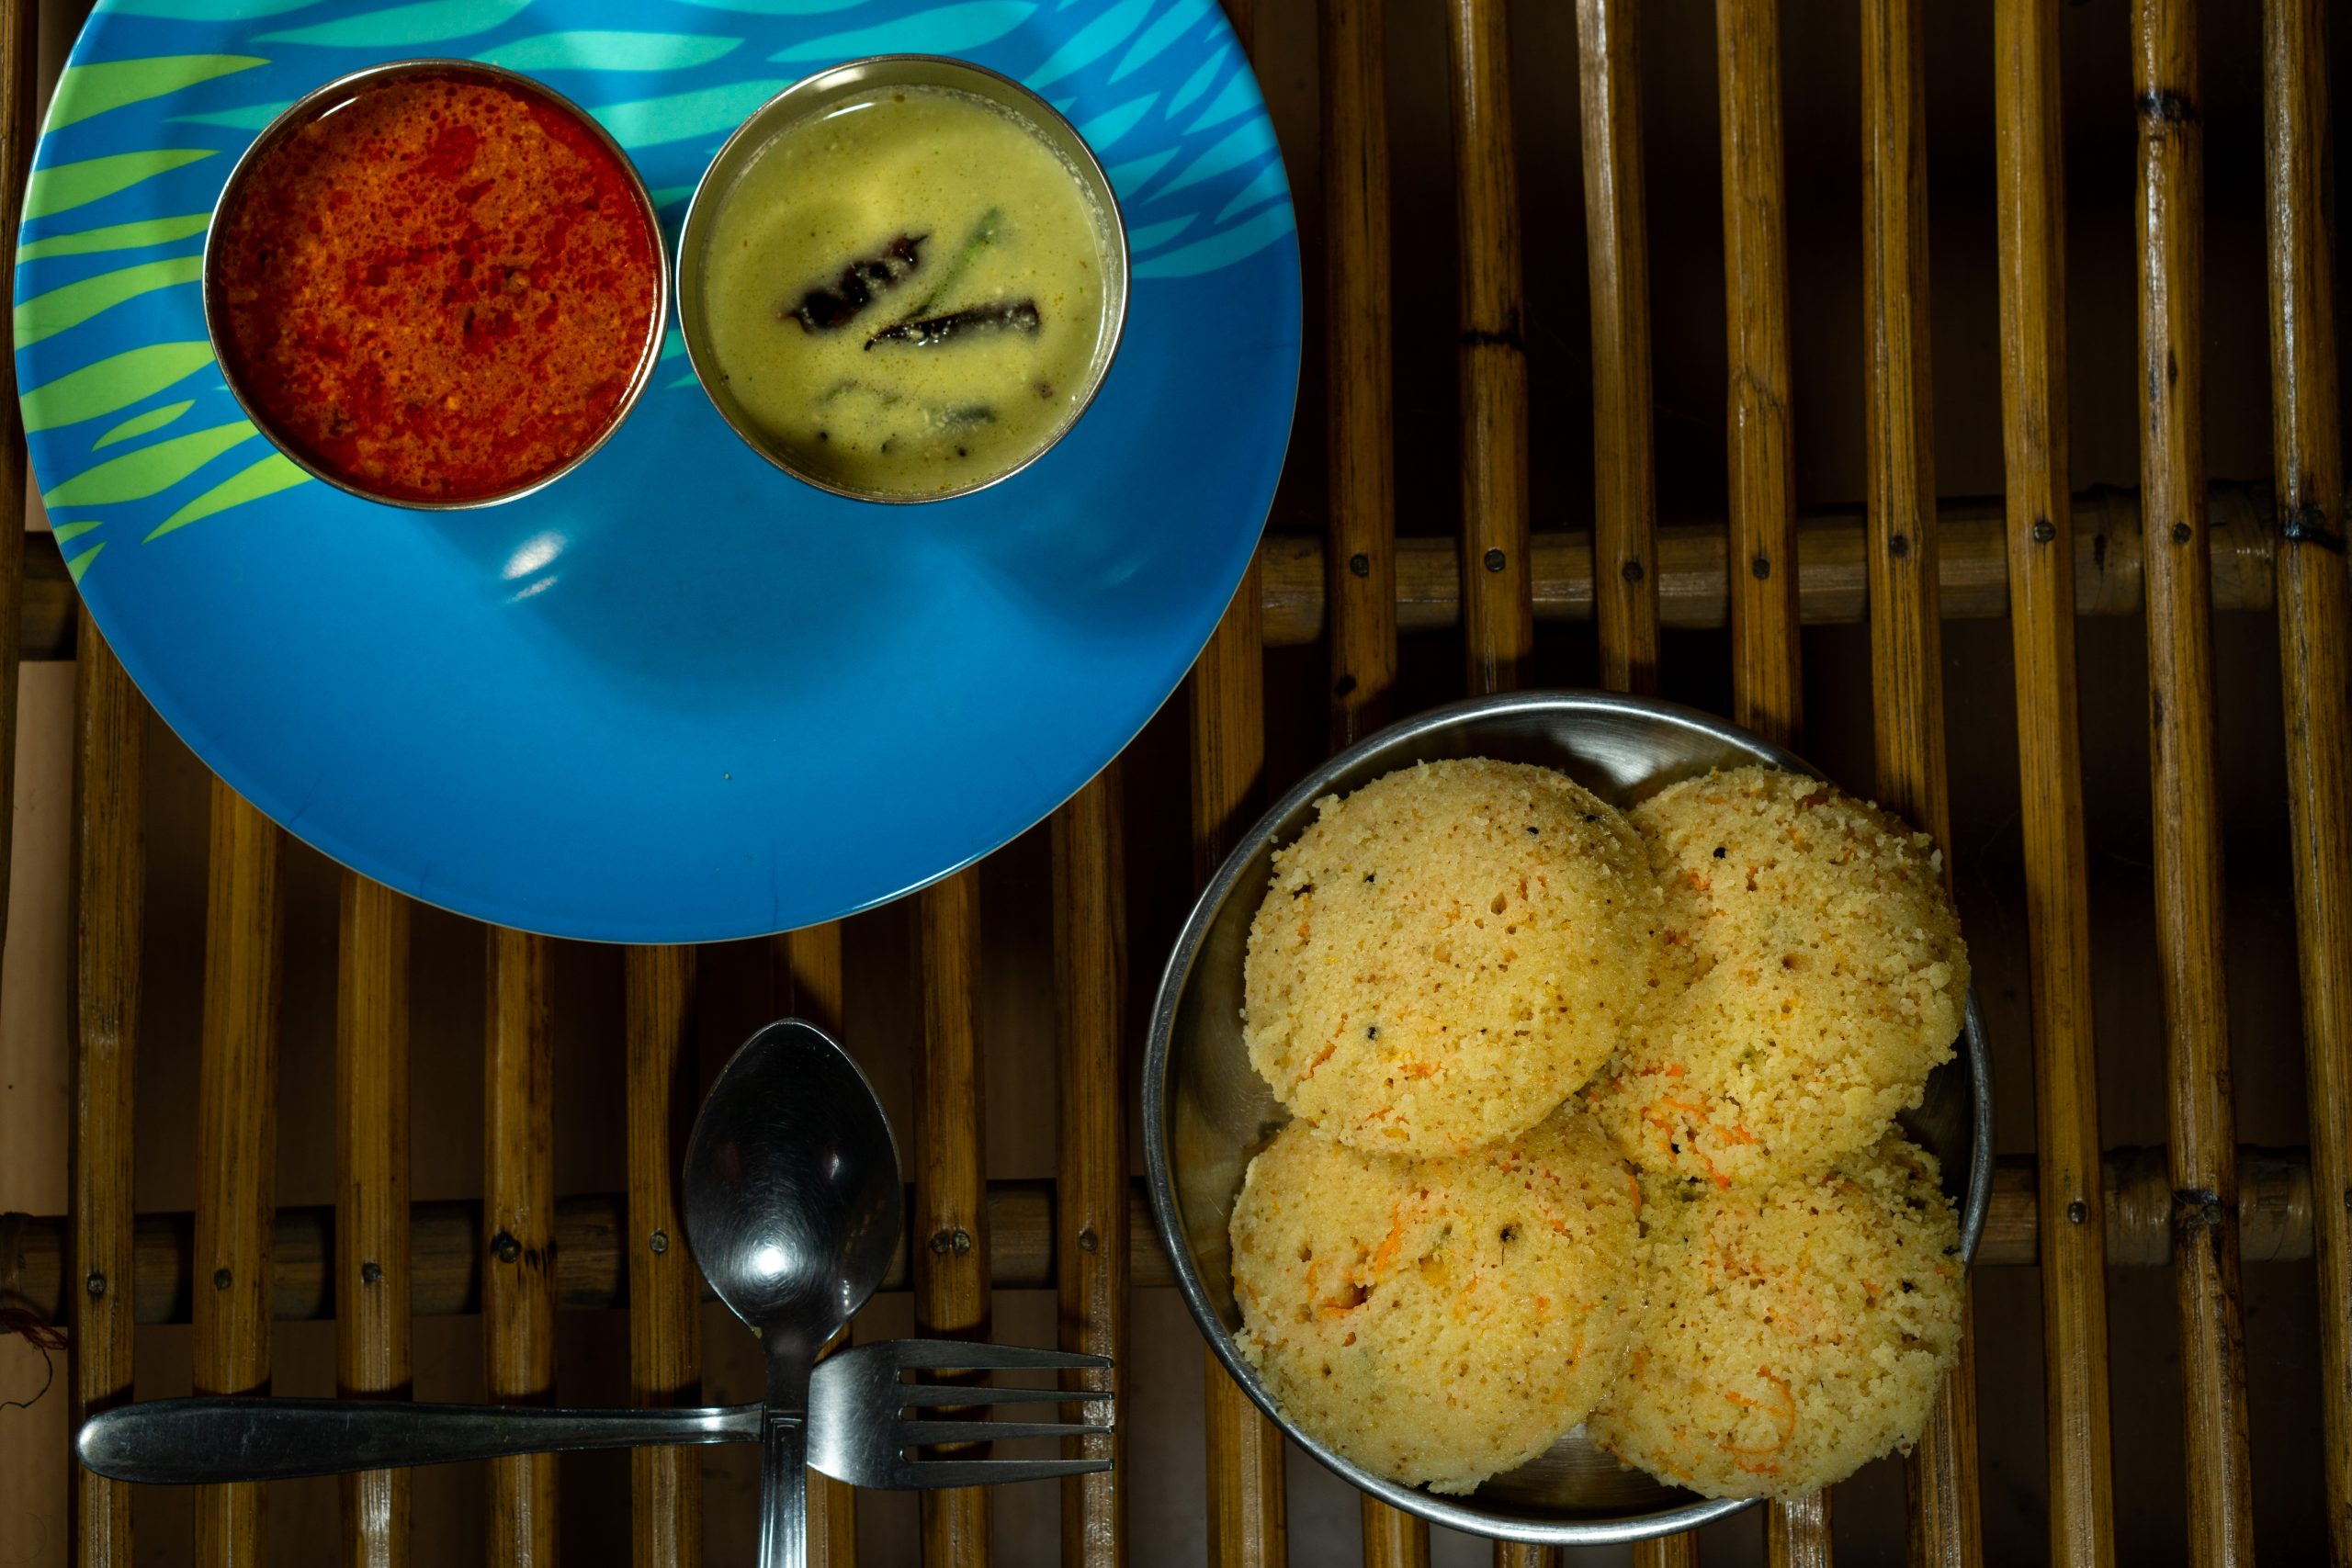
left=3, top=1, right=2349, bottom=1565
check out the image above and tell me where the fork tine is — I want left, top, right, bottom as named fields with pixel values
left=900, top=1419, right=1112, bottom=1445
left=886, top=1458, right=1114, bottom=1490
left=880, top=1340, right=1112, bottom=1372
left=888, top=1384, right=1098, bottom=1409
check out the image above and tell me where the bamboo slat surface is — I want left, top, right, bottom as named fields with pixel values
left=916, top=870, right=990, bottom=1568
left=775, top=920, right=856, bottom=1568
left=1994, top=6, right=2119, bottom=1565
left=1577, top=0, right=1659, bottom=697
left=2132, top=2, right=2257, bottom=1562
left=192, top=784, right=283, bottom=1568
left=334, top=874, right=411, bottom=1568
left=483, top=928, right=558, bottom=1568
left=2260, top=2, right=2352, bottom=1557
left=1860, top=4, right=1982, bottom=1565
left=623, top=945, right=701, bottom=1568
left=0, top=0, right=30, bottom=947
left=1446, top=0, right=1531, bottom=698
left=1053, top=769, right=1126, bottom=1568
left=67, top=625, right=139, bottom=1568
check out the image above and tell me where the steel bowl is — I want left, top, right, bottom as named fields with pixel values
left=674, top=54, right=1132, bottom=504
left=201, top=59, right=669, bottom=512
left=1143, top=689, right=1994, bottom=1547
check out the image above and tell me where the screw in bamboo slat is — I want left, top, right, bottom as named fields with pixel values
left=1859, top=4, right=1984, bottom=1565
left=623, top=945, right=702, bottom=1568
left=68, top=624, right=141, bottom=1568
left=1321, top=0, right=1396, bottom=754
left=1319, top=1, right=1419, bottom=1562
left=0, top=0, right=31, bottom=953
left=193, top=784, right=285, bottom=1568
left=916, top=870, right=991, bottom=1568
left=1717, top=0, right=1825, bottom=1555
left=1577, top=0, right=1661, bottom=698
left=1054, top=769, right=1127, bottom=1568
left=484, top=927, right=559, bottom=1567
left=1189, top=570, right=1288, bottom=1568
left=335, top=874, right=412, bottom=1568
left=776, top=920, right=859, bottom=1568
left=2132, top=3, right=2260, bottom=1562
left=2259, top=3, right=2352, bottom=1557
left=1993, top=6, right=2120, bottom=1565
left=1446, top=0, right=1531, bottom=699
left=1716, top=0, right=1801, bottom=750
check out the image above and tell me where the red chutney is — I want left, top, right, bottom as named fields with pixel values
left=212, top=72, right=660, bottom=503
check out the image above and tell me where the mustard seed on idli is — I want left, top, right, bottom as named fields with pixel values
left=1587, top=1135, right=1965, bottom=1500
left=1243, top=759, right=1663, bottom=1156
left=1229, top=1110, right=1643, bottom=1495
left=1589, top=766, right=1967, bottom=1189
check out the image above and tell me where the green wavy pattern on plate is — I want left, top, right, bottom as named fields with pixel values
left=49, top=55, right=266, bottom=130
left=96, top=398, right=197, bottom=449
left=25, top=148, right=214, bottom=220
left=768, top=2, right=1033, bottom=60
left=45, top=419, right=255, bottom=507
left=147, top=451, right=308, bottom=538
left=22, top=341, right=214, bottom=431
left=50, top=519, right=105, bottom=545
left=257, top=0, right=531, bottom=47
left=17, top=211, right=211, bottom=260
left=65, top=542, right=107, bottom=582
left=16, top=256, right=204, bottom=347
left=476, top=31, right=741, bottom=72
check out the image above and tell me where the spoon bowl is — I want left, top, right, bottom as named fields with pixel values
left=684, top=1019, right=902, bottom=1567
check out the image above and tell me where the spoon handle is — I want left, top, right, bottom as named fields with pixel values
left=760, top=1410, right=810, bottom=1568
left=76, top=1397, right=760, bottom=1484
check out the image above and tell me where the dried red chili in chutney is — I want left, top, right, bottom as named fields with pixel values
left=212, top=72, right=660, bottom=503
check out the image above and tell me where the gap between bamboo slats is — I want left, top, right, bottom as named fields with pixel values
left=2132, top=2, right=2258, bottom=1562
left=2260, top=2, right=2352, bottom=1557
left=68, top=624, right=141, bottom=1568
left=917, top=870, right=990, bottom=1568
left=1321, top=0, right=1418, bottom=1562
left=1860, top=3, right=1984, bottom=1563
left=1054, top=769, right=1126, bottom=1568
left=624, top=946, right=702, bottom=1568
left=7, top=1142, right=2329, bottom=1327
left=777, top=921, right=858, bottom=1568
left=335, top=875, right=411, bottom=1568
left=484, top=928, right=558, bottom=1567
left=1578, top=0, right=1659, bottom=699
left=1994, top=6, right=2119, bottom=1565
left=1578, top=5, right=1679, bottom=1565
left=194, top=784, right=284, bottom=1568
left=1719, top=0, right=1820, bottom=1556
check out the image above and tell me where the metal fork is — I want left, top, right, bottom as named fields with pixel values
left=75, top=1339, right=1113, bottom=1492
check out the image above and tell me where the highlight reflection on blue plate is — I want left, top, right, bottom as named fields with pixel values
left=19, top=0, right=1299, bottom=941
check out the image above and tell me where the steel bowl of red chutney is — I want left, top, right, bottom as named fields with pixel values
left=201, top=59, right=668, bottom=510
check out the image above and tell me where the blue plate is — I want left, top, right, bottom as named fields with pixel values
left=19, top=0, right=1299, bottom=941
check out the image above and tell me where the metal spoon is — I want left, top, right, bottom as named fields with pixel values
left=684, top=1019, right=901, bottom=1568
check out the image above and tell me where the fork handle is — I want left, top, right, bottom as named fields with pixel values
left=77, top=1397, right=760, bottom=1484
